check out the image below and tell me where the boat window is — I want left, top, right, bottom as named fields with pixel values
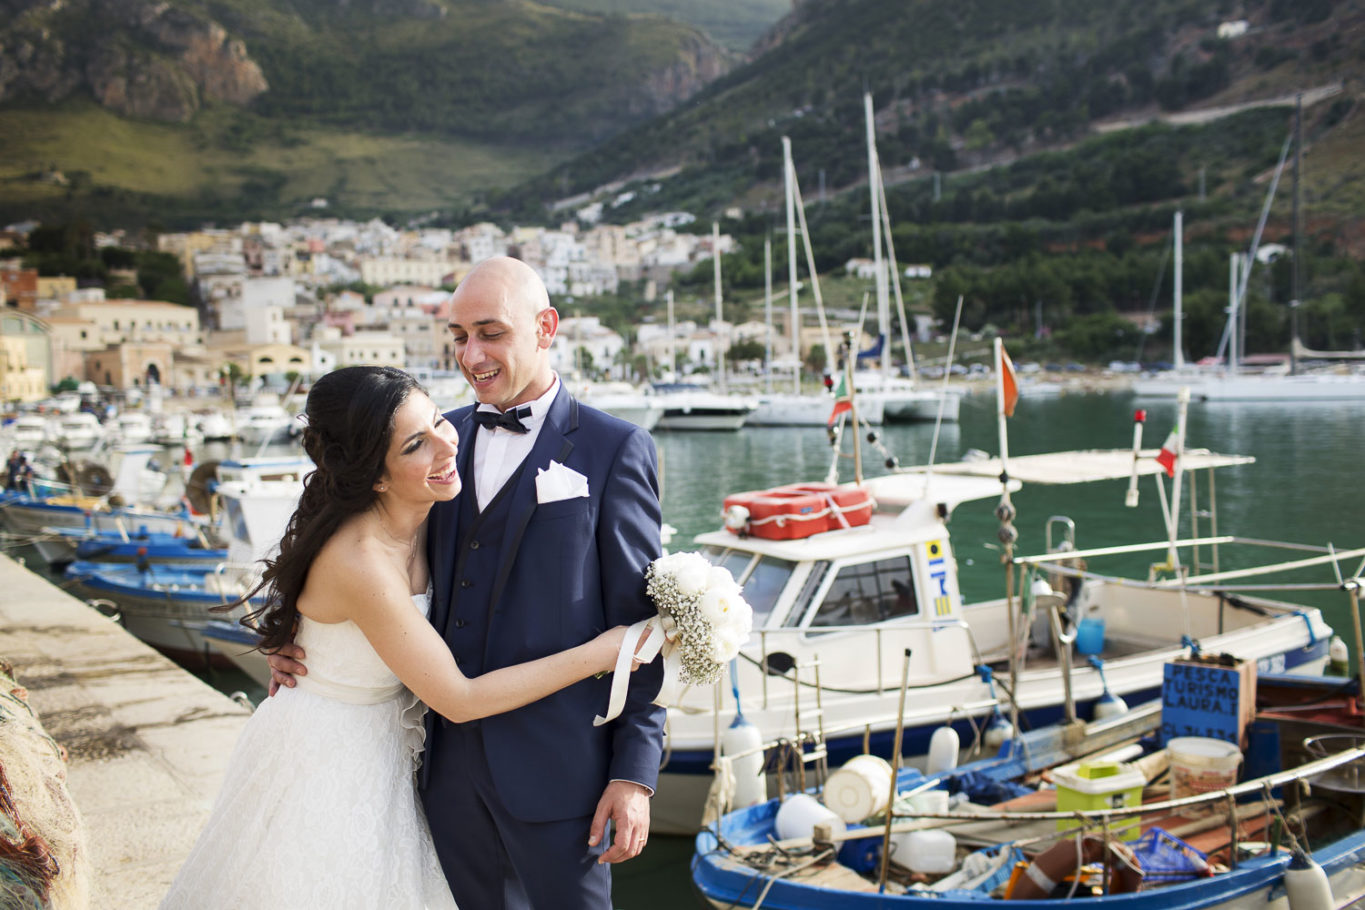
left=741, top=557, right=795, bottom=627
left=785, top=561, right=832, bottom=627
left=699, top=546, right=756, bottom=584
left=808, top=557, right=918, bottom=630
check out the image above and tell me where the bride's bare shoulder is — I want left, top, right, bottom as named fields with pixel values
left=300, top=519, right=393, bottom=620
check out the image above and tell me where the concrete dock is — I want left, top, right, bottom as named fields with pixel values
left=0, top=553, right=250, bottom=908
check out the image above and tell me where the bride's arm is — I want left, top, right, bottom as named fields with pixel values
left=340, top=563, right=626, bottom=724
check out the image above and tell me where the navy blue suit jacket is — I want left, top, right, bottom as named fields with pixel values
left=426, top=387, right=666, bottom=822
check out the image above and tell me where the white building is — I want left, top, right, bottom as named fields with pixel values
left=552, top=317, right=625, bottom=376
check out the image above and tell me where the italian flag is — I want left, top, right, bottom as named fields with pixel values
left=1155, top=429, right=1180, bottom=477
left=827, top=374, right=852, bottom=425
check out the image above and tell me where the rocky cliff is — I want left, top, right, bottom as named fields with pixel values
left=0, top=0, right=267, bottom=122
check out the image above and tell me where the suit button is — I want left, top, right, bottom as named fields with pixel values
left=455, top=619, right=467, bottom=628
left=460, top=579, right=472, bottom=589
left=469, top=540, right=480, bottom=550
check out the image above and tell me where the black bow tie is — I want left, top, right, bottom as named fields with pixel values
left=473, top=406, right=532, bottom=434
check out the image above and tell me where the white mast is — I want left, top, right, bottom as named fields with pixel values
left=764, top=233, right=774, bottom=394
left=1173, top=210, right=1184, bottom=371
left=783, top=136, right=801, bottom=395
left=666, top=289, right=676, bottom=382
left=713, top=220, right=726, bottom=391
left=865, top=92, right=890, bottom=384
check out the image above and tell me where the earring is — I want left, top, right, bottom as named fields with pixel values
left=377, top=484, right=388, bottom=492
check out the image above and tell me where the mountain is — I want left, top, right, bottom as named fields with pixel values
left=0, top=0, right=735, bottom=224
left=497, top=0, right=1365, bottom=221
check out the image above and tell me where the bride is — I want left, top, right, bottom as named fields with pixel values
left=161, top=366, right=635, bottom=909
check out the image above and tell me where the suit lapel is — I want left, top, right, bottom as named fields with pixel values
left=430, top=409, right=476, bottom=633
left=487, top=389, right=578, bottom=614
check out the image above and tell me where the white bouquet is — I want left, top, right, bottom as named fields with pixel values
left=594, top=552, right=754, bottom=726
left=645, top=552, right=754, bottom=686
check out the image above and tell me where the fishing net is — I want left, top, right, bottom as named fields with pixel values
left=0, top=659, right=90, bottom=908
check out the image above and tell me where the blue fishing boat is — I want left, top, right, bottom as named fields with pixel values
left=692, top=674, right=1365, bottom=909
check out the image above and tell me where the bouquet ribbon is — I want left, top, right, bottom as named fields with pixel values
left=593, top=616, right=667, bottom=726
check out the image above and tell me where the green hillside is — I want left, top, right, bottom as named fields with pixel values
left=0, top=0, right=731, bottom=225
left=498, top=0, right=1365, bottom=218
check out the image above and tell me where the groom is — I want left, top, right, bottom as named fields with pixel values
left=275, top=257, right=665, bottom=908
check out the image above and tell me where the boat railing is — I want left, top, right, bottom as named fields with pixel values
left=743, top=618, right=986, bottom=709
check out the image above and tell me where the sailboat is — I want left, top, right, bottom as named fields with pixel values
left=854, top=93, right=961, bottom=423
left=1135, top=97, right=1365, bottom=403
left=750, top=140, right=884, bottom=427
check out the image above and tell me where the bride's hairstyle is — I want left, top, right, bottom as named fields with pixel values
left=237, top=366, right=422, bottom=653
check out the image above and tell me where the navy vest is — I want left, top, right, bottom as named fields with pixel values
left=443, top=447, right=526, bottom=678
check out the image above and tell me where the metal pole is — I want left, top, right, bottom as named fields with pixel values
left=878, top=648, right=913, bottom=893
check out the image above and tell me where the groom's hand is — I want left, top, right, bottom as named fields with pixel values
left=265, top=644, right=307, bottom=697
left=589, top=780, right=650, bottom=864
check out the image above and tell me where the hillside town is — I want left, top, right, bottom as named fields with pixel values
left=0, top=211, right=785, bottom=403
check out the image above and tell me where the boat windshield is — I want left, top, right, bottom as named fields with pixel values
left=805, top=555, right=919, bottom=631
left=699, top=546, right=794, bottom=627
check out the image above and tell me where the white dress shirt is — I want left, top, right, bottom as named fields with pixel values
left=472, top=376, right=559, bottom=510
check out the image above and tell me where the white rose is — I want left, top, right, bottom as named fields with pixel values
left=709, top=626, right=744, bottom=663
left=707, top=565, right=739, bottom=591
left=697, top=585, right=741, bottom=625
left=652, top=552, right=690, bottom=577
left=671, top=554, right=713, bottom=597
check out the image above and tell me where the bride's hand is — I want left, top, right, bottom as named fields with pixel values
left=596, top=626, right=649, bottom=674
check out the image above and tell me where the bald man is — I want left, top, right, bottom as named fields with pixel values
left=421, top=258, right=664, bottom=907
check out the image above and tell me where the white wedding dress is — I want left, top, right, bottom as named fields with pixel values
left=162, top=591, right=457, bottom=909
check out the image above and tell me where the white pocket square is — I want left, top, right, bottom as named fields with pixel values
left=535, top=461, right=590, bottom=504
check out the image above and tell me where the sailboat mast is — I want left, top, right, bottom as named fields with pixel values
left=865, top=93, right=890, bottom=384
left=1291, top=95, right=1302, bottom=376
left=713, top=220, right=726, bottom=391
left=1174, top=211, right=1184, bottom=371
left=666, top=289, right=676, bottom=381
left=764, top=233, right=774, bottom=394
left=783, top=136, right=801, bottom=396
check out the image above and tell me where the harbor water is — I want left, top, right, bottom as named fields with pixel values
left=11, top=388, right=1362, bottom=908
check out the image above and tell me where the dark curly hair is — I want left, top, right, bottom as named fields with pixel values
left=235, top=366, right=423, bottom=653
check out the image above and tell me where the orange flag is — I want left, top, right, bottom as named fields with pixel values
left=999, top=344, right=1019, bottom=418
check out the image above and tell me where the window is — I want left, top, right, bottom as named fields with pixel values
left=738, top=557, right=794, bottom=627
left=807, top=556, right=918, bottom=631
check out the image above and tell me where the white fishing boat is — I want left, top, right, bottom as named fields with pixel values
left=652, top=385, right=758, bottom=431
left=646, top=366, right=1348, bottom=835
left=109, top=412, right=154, bottom=445
left=5, top=414, right=50, bottom=450
left=749, top=391, right=884, bottom=427
left=234, top=404, right=296, bottom=447
left=151, top=412, right=203, bottom=447
left=195, top=410, right=235, bottom=442
left=576, top=381, right=665, bottom=431
left=51, top=412, right=104, bottom=450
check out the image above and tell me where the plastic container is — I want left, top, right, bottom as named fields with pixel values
left=1054, top=760, right=1145, bottom=840
left=775, top=793, right=847, bottom=842
left=1168, top=736, right=1242, bottom=816
left=823, top=755, right=892, bottom=823
left=836, top=824, right=880, bottom=873
left=1075, top=616, right=1105, bottom=655
left=891, top=828, right=956, bottom=874
left=907, top=788, right=949, bottom=815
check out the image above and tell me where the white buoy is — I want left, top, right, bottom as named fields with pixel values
left=1093, top=691, right=1129, bottom=720
left=721, top=717, right=766, bottom=809
left=926, top=726, right=960, bottom=774
left=1285, top=850, right=1333, bottom=910
left=984, top=715, right=1014, bottom=750
left=1328, top=635, right=1350, bottom=676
